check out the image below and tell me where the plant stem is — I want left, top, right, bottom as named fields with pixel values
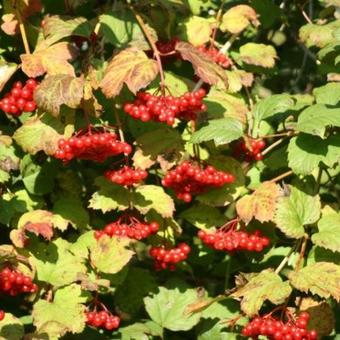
left=94, top=22, right=101, bottom=35
left=114, top=108, right=125, bottom=142
left=262, top=137, right=285, bottom=156
left=224, top=255, right=232, bottom=290
left=269, top=170, right=293, bottom=183
left=14, top=7, right=30, bottom=54
left=131, top=7, right=166, bottom=95
left=314, top=167, right=323, bottom=195
left=274, top=241, right=300, bottom=274
left=260, top=131, right=297, bottom=139
left=210, top=0, right=226, bottom=48
left=295, top=233, right=308, bottom=271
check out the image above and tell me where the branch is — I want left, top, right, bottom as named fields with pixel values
left=269, top=170, right=293, bottom=183
left=14, top=8, right=30, bottom=54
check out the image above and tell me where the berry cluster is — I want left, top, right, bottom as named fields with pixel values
left=0, top=267, right=37, bottom=296
left=198, top=229, right=270, bottom=252
left=104, top=166, right=148, bottom=186
left=94, top=216, right=159, bottom=241
left=242, top=312, right=317, bottom=340
left=197, top=45, right=231, bottom=68
left=0, top=311, right=4, bottom=321
left=233, top=139, right=266, bottom=162
left=149, top=243, right=191, bottom=270
left=162, top=161, right=235, bottom=202
left=54, top=130, right=132, bottom=162
left=123, top=89, right=207, bottom=125
left=0, top=79, right=38, bottom=117
left=86, top=310, right=120, bottom=331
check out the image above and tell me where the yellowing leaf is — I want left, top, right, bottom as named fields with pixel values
left=289, top=262, right=340, bottom=301
left=13, top=114, right=64, bottom=156
left=176, top=42, right=228, bottom=87
left=232, top=270, right=292, bottom=317
left=134, top=185, right=175, bottom=218
left=0, top=60, right=18, bottom=92
left=184, top=16, right=212, bottom=46
left=32, top=284, right=86, bottom=339
left=21, top=42, right=78, bottom=78
left=237, top=182, right=283, bottom=224
left=220, top=5, right=259, bottom=34
left=34, top=74, right=84, bottom=116
left=90, top=235, right=134, bottom=274
left=100, top=47, right=158, bottom=98
left=1, top=14, right=19, bottom=35
left=239, top=43, right=277, bottom=68
left=312, top=206, right=340, bottom=253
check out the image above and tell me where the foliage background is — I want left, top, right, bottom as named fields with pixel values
left=0, top=0, right=339, bottom=339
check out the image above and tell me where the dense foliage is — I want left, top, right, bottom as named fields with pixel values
left=0, top=0, right=339, bottom=339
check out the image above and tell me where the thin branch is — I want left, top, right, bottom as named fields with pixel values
left=262, top=137, right=285, bottom=156
left=269, top=170, right=293, bottom=183
left=295, top=234, right=308, bottom=271
left=260, top=131, right=297, bottom=139
left=114, top=109, right=125, bottom=142
left=210, top=0, right=226, bottom=48
left=14, top=8, right=30, bottom=54
left=131, top=7, right=166, bottom=95
left=274, top=240, right=300, bottom=274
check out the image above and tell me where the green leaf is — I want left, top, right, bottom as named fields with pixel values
left=88, top=177, right=131, bottom=213
left=180, top=204, right=227, bottom=230
left=191, top=118, right=244, bottom=145
left=134, top=185, right=175, bottom=218
left=29, top=238, right=87, bottom=287
left=115, top=268, right=157, bottom=314
left=288, top=134, right=340, bottom=175
left=289, top=262, right=340, bottom=301
left=274, top=185, right=321, bottom=238
left=99, top=10, right=147, bottom=48
left=32, top=284, right=86, bottom=338
left=116, top=321, right=163, bottom=340
left=89, top=235, right=134, bottom=274
left=296, top=104, right=340, bottom=138
left=220, top=5, right=258, bottom=34
left=136, top=127, right=184, bottom=158
left=313, top=82, right=340, bottom=105
left=184, top=16, right=212, bottom=46
left=231, top=270, right=292, bottom=317
left=0, top=313, right=24, bottom=340
left=43, top=15, right=93, bottom=46
left=239, top=43, right=277, bottom=68
left=13, top=114, right=64, bottom=156
left=144, top=280, right=202, bottom=331
left=100, top=48, right=158, bottom=98
left=52, top=196, right=89, bottom=229
left=312, top=206, right=340, bottom=253
left=34, top=75, right=85, bottom=116
left=20, top=155, right=57, bottom=195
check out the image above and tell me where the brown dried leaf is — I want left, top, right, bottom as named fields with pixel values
left=236, top=182, right=283, bottom=224
left=34, top=74, right=84, bottom=116
left=21, top=42, right=78, bottom=78
left=82, top=80, right=102, bottom=117
left=100, top=48, right=159, bottom=98
left=300, top=298, right=335, bottom=337
left=176, top=42, right=228, bottom=87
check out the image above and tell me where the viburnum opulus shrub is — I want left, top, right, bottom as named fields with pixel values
left=0, top=0, right=339, bottom=339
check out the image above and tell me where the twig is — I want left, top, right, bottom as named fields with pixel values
left=269, top=170, right=293, bottom=183
left=94, top=22, right=101, bottom=35
left=260, top=131, right=297, bottom=139
left=14, top=7, right=30, bottom=54
left=295, top=234, right=308, bottom=271
left=114, top=109, right=125, bottom=142
left=274, top=241, right=300, bottom=274
left=210, top=0, right=226, bottom=48
left=262, top=137, right=285, bottom=156
left=131, top=7, right=166, bottom=95
left=314, top=167, right=323, bottom=195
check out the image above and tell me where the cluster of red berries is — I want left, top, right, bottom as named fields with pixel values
left=242, top=312, right=317, bottom=340
left=198, top=229, right=270, bottom=252
left=86, top=310, right=120, bottom=331
left=156, top=38, right=179, bottom=55
left=233, top=139, right=266, bottom=162
left=197, top=45, right=231, bottom=68
left=149, top=243, right=191, bottom=270
left=0, top=79, right=38, bottom=117
left=162, top=161, right=235, bottom=202
left=94, top=217, right=159, bottom=241
left=54, top=130, right=132, bottom=162
left=123, top=89, right=207, bottom=125
left=0, top=267, right=37, bottom=296
left=104, top=166, right=148, bottom=186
